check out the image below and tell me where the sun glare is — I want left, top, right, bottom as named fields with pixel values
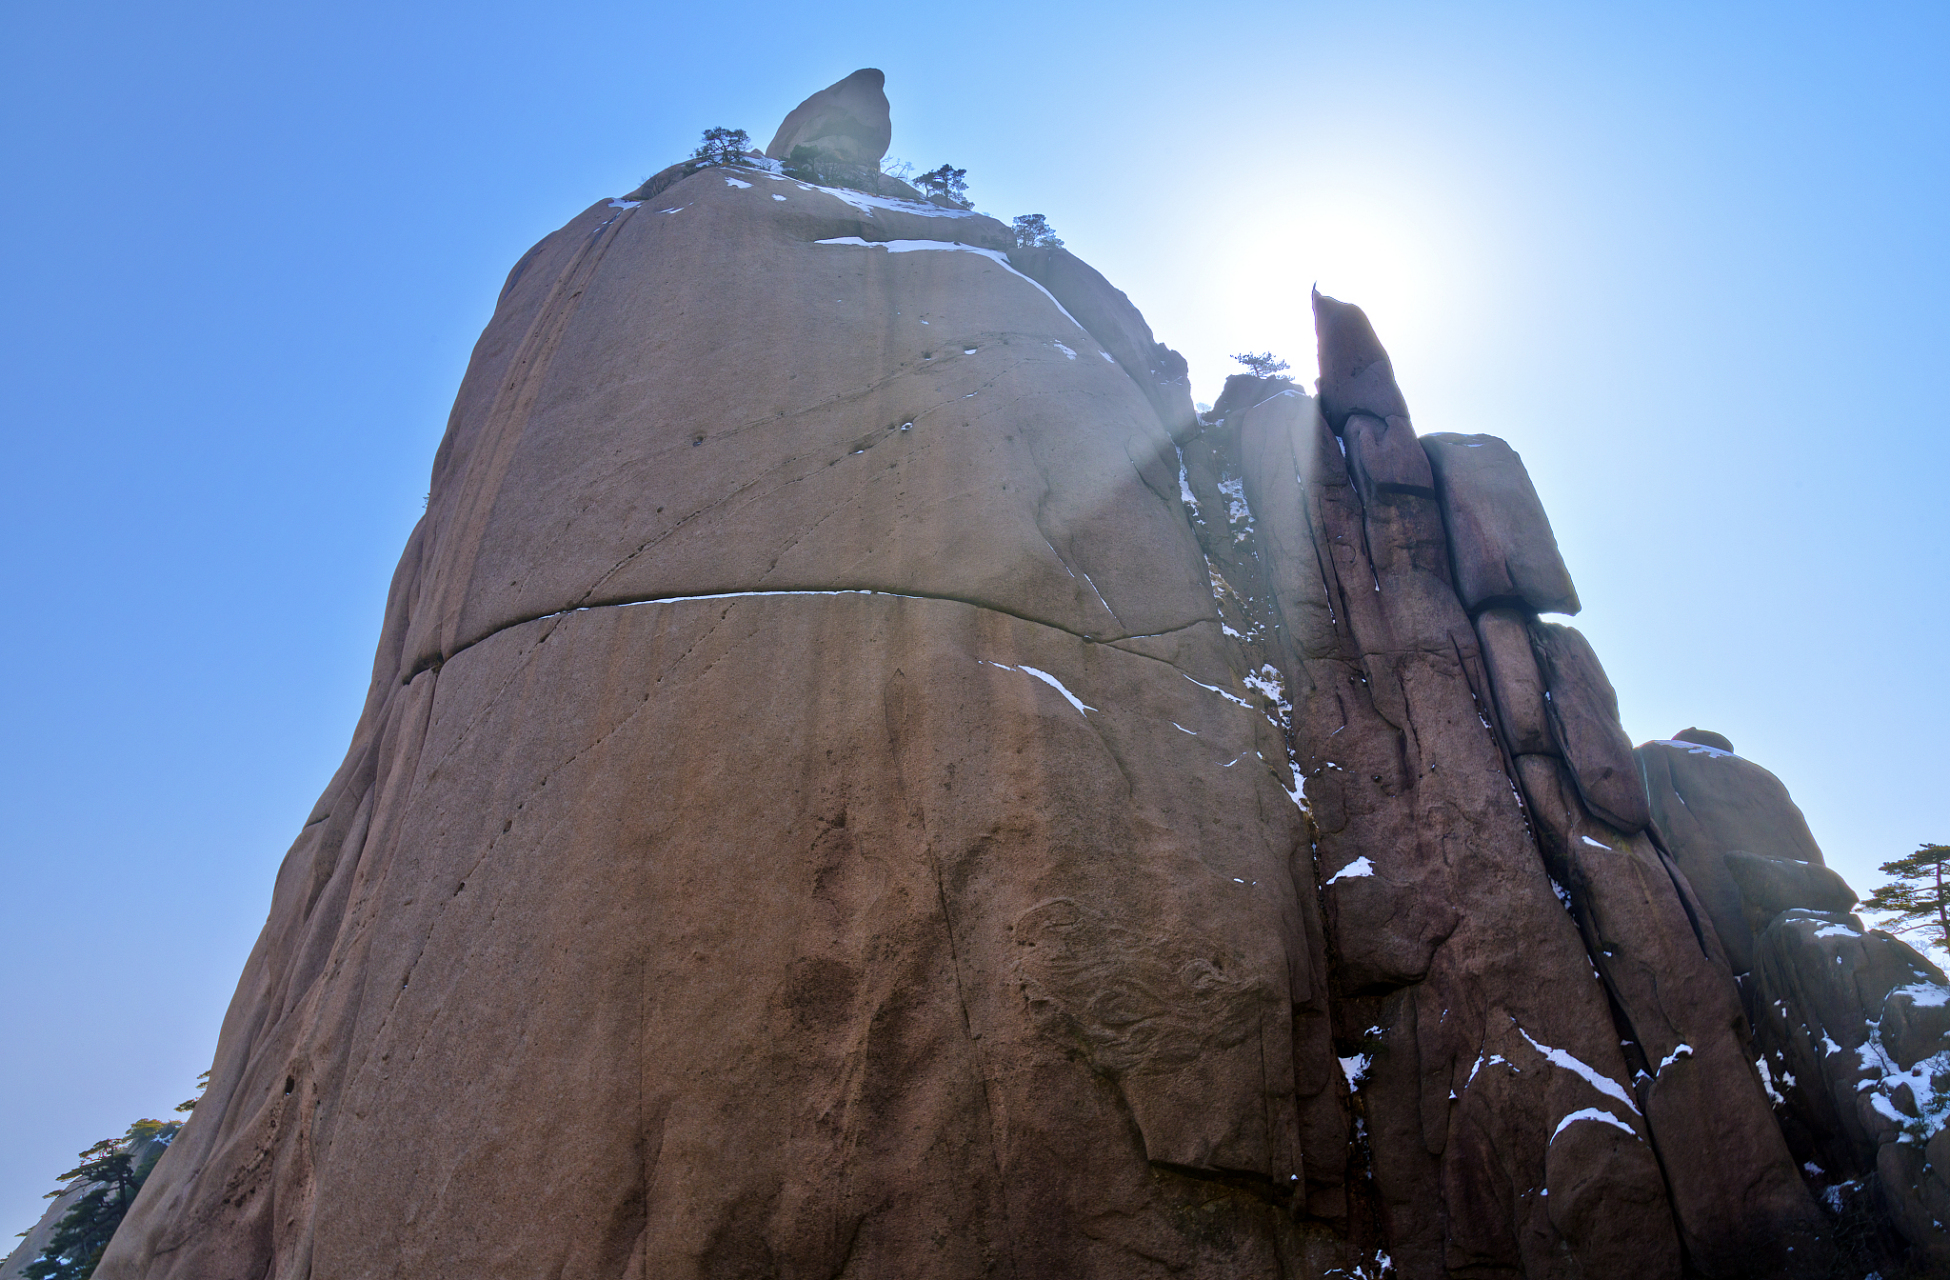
left=1186, top=174, right=1471, bottom=403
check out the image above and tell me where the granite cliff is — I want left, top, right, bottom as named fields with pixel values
left=98, top=72, right=1949, bottom=1279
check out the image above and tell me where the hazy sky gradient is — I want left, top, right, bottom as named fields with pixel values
left=4, top=0, right=1945, bottom=1235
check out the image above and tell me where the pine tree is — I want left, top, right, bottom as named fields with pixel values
left=690, top=127, right=751, bottom=168
left=1231, top=351, right=1290, bottom=379
left=24, top=1120, right=179, bottom=1280
left=1863, top=843, right=1950, bottom=952
left=1012, top=214, right=1063, bottom=249
left=916, top=164, right=969, bottom=206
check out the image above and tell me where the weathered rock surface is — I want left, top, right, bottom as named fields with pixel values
left=1514, top=753, right=1828, bottom=1276
left=765, top=68, right=893, bottom=164
left=1311, top=289, right=1408, bottom=429
left=1633, top=731, right=1950, bottom=1267
left=1421, top=434, right=1581, bottom=616
left=1007, top=246, right=1198, bottom=443
left=96, top=75, right=1944, bottom=1280
left=1528, top=622, right=1650, bottom=834
left=1637, top=738, right=1829, bottom=975
left=1751, top=912, right=1950, bottom=1265
left=1673, top=726, right=1735, bottom=753
left=1473, top=607, right=1553, bottom=755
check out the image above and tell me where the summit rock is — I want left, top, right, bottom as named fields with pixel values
left=766, top=67, right=892, bottom=165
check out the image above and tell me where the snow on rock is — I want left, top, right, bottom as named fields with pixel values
left=1551, top=1107, right=1640, bottom=1142
left=812, top=238, right=1086, bottom=333
left=1516, top=1025, right=1641, bottom=1114
left=982, top=660, right=1095, bottom=717
left=1326, top=857, right=1375, bottom=886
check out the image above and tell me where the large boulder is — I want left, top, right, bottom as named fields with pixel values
left=1722, top=850, right=1857, bottom=938
left=98, top=127, right=1335, bottom=1280
left=1750, top=912, right=1950, bottom=1266
left=1637, top=738, right=1830, bottom=975
left=1421, top=434, right=1581, bottom=615
left=765, top=68, right=893, bottom=165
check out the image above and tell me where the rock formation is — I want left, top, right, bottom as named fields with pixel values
left=766, top=68, right=892, bottom=165
left=98, top=73, right=1947, bottom=1279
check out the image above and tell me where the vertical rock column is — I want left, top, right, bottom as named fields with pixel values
left=1179, top=295, right=1683, bottom=1277
left=1419, top=423, right=1830, bottom=1274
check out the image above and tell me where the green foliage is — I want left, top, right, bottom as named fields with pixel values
left=1231, top=351, right=1290, bottom=379
left=1012, top=214, right=1063, bottom=249
left=23, top=1120, right=180, bottom=1280
left=916, top=164, right=969, bottom=205
left=1863, top=843, right=1950, bottom=952
left=176, top=1070, right=210, bottom=1114
left=783, top=144, right=825, bottom=183
left=690, top=126, right=751, bottom=168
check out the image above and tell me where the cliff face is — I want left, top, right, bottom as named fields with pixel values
left=101, top=73, right=1948, bottom=1279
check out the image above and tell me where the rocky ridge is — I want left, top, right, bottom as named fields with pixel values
left=97, top=71, right=1949, bottom=1279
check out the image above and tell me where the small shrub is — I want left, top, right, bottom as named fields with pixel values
left=1012, top=214, right=1063, bottom=249
left=783, top=144, right=824, bottom=182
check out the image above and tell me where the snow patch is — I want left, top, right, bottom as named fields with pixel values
left=1176, top=454, right=1201, bottom=516
left=812, top=184, right=981, bottom=220
left=983, top=661, right=1095, bottom=717
left=1581, top=836, right=1612, bottom=850
left=1181, top=673, right=1253, bottom=709
left=723, top=176, right=752, bottom=189
left=1327, top=857, right=1375, bottom=885
left=812, top=238, right=1084, bottom=332
left=1551, top=1108, right=1639, bottom=1142
left=1516, top=1026, right=1641, bottom=1114
left=608, top=198, right=641, bottom=209
left=1655, top=739, right=1734, bottom=758
left=1758, top=1057, right=1787, bottom=1105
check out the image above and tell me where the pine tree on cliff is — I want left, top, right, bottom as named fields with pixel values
left=1013, top=214, right=1062, bottom=248
left=690, top=127, right=750, bottom=167
left=24, top=1120, right=179, bottom=1280
left=1231, top=351, right=1290, bottom=378
left=916, top=164, right=968, bottom=205
left=1864, top=843, right=1950, bottom=952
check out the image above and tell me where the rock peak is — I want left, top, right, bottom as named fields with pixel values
left=1312, top=286, right=1409, bottom=431
left=766, top=68, right=891, bottom=165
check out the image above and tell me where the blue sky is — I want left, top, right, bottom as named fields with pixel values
left=4, top=0, right=1946, bottom=1236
